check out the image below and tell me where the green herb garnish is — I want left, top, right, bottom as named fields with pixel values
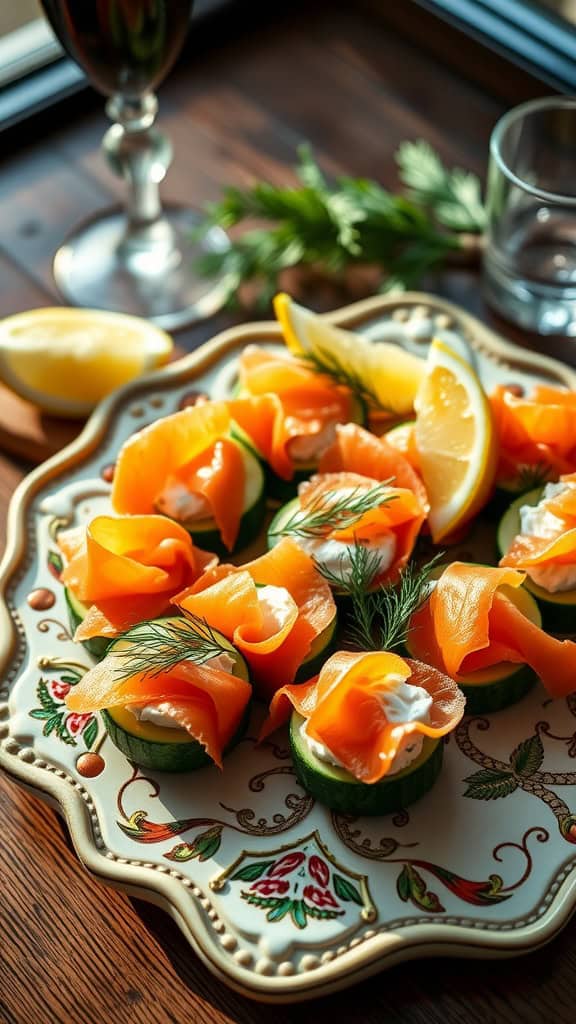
left=195, top=142, right=485, bottom=308
left=318, top=544, right=444, bottom=652
left=269, top=482, right=394, bottom=541
left=300, top=344, right=384, bottom=410
left=111, top=613, right=230, bottom=682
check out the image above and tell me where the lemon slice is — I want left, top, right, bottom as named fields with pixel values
left=0, top=308, right=173, bottom=418
left=414, top=338, right=496, bottom=541
left=273, top=292, right=425, bottom=415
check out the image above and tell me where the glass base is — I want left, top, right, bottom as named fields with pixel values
left=53, top=204, right=229, bottom=331
left=483, top=253, right=576, bottom=337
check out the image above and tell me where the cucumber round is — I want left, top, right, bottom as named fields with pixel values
left=161, top=440, right=266, bottom=556
left=101, top=616, right=251, bottom=772
left=406, top=581, right=541, bottom=713
left=497, top=487, right=576, bottom=634
left=294, top=615, right=339, bottom=684
left=290, top=712, right=442, bottom=815
left=65, top=588, right=111, bottom=662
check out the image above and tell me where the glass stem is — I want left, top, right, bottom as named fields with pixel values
left=103, top=93, right=173, bottom=234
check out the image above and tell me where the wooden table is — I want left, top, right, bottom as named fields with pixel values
left=1, top=3, right=575, bottom=1021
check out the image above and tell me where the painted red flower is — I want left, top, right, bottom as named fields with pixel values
left=308, top=854, right=330, bottom=888
left=303, top=884, right=339, bottom=909
left=65, top=712, right=92, bottom=736
left=50, top=680, right=71, bottom=701
left=267, top=852, right=306, bottom=877
left=250, top=878, right=290, bottom=896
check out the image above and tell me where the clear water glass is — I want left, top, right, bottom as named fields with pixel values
left=483, top=96, right=576, bottom=336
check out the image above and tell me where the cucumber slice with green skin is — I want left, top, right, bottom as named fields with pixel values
left=65, top=588, right=111, bottom=662
left=497, top=488, right=576, bottom=634
left=290, top=712, right=443, bottom=815
left=294, top=615, right=339, bottom=684
left=406, top=580, right=541, bottom=713
left=175, top=441, right=266, bottom=557
left=102, top=617, right=251, bottom=772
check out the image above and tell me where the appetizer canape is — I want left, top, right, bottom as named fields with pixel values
left=260, top=650, right=465, bottom=815
left=407, top=563, right=576, bottom=712
left=58, top=514, right=217, bottom=659
left=65, top=615, right=252, bottom=772
left=498, top=475, right=576, bottom=632
left=111, top=400, right=265, bottom=555
left=173, top=538, right=337, bottom=701
left=490, top=384, right=576, bottom=501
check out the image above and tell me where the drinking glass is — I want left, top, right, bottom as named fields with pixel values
left=39, top=0, right=228, bottom=329
left=483, top=96, right=576, bottom=336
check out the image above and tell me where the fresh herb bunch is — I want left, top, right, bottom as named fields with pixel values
left=196, top=141, right=485, bottom=307
left=319, top=545, right=444, bottom=652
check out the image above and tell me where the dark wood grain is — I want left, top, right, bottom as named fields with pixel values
left=1, top=2, right=576, bottom=1021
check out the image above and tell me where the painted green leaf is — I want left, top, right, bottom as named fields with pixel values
left=30, top=709, right=54, bottom=720
left=267, top=898, right=293, bottom=923
left=333, top=873, right=363, bottom=906
left=44, top=714, right=62, bottom=737
left=463, top=768, right=518, bottom=801
left=396, top=865, right=411, bottom=903
left=510, top=734, right=544, bottom=778
left=60, top=673, right=82, bottom=685
left=405, top=864, right=444, bottom=913
left=83, top=717, right=98, bottom=750
left=232, top=860, right=275, bottom=882
left=47, top=550, right=64, bottom=577
left=291, top=899, right=308, bottom=929
left=37, top=681, right=54, bottom=710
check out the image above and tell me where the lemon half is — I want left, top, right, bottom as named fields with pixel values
left=0, top=307, right=173, bottom=418
left=273, top=292, right=425, bottom=416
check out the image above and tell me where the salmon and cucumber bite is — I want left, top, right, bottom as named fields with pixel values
left=490, top=384, right=576, bottom=499
left=233, top=345, right=364, bottom=499
left=57, top=514, right=217, bottom=660
left=498, top=475, right=576, bottom=632
left=407, top=562, right=576, bottom=711
left=65, top=615, right=252, bottom=772
left=260, top=650, right=465, bottom=815
left=173, top=538, right=338, bottom=701
left=110, top=400, right=265, bottom=555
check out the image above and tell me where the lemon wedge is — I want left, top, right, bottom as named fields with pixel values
left=273, top=292, right=425, bottom=416
left=0, top=308, right=173, bottom=418
left=414, top=338, right=496, bottom=541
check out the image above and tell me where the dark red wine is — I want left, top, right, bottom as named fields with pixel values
left=40, top=0, right=195, bottom=98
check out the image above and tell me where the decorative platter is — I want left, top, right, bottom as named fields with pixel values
left=2, top=292, right=576, bottom=1004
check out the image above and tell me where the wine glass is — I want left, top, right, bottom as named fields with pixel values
left=39, top=0, right=228, bottom=330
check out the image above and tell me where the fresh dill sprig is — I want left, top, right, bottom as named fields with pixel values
left=195, top=143, right=483, bottom=308
left=300, top=344, right=385, bottom=411
left=111, top=613, right=230, bottom=682
left=269, top=482, right=394, bottom=541
left=318, top=544, right=444, bottom=651
left=515, top=462, right=552, bottom=492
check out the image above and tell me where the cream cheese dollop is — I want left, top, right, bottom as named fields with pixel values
left=301, top=674, right=432, bottom=777
left=128, top=651, right=236, bottom=730
left=155, top=475, right=211, bottom=521
left=519, top=480, right=576, bottom=592
left=257, top=584, right=297, bottom=636
left=287, top=421, right=340, bottom=464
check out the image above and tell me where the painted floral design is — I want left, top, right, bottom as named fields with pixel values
left=29, top=667, right=98, bottom=749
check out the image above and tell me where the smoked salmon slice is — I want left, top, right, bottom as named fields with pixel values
left=318, top=423, right=428, bottom=511
left=297, top=470, right=427, bottom=583
left=235, top=346, right=354, bottom=479
left=409, top=562, right=576, bottom=697
left=174, top=538, right=337, bottom=700
left=59, top=514, right=216, bottom=641
left=261, top=650, right=465, bottom=783
left=490, top=384, right=576, bottom=483
left=66, top=657, right=251, bottom=768
left=111, top=401, right=245, bottom=551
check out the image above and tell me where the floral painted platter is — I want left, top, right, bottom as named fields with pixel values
left=2, top=292, right=576, bottom=1003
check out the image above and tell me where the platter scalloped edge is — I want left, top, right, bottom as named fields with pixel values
left=2, top=291, right=576, bottom=1004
